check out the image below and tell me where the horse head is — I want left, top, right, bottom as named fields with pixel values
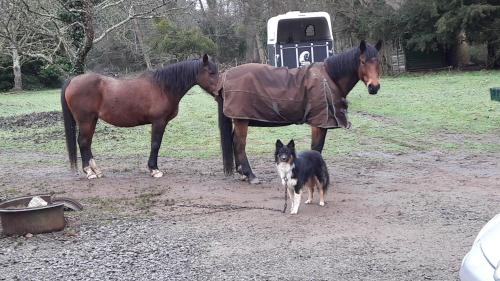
left=196, top=54, right=219, bottom=94
left=357, top=40, right=382, bottom=95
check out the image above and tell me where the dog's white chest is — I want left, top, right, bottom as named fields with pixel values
left=276, top=163, right=296, bottom=187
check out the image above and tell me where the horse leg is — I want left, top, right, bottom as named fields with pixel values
left=78, top=119, right=99, bottom=179
left=232, top=130, right=244, bottom=180
left=148, top=120, right=167, bottom=178
left=311, top=127, right=328, bottom=153
left=232, top=119, right=259, bottom=184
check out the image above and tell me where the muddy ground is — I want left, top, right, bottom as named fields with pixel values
left=1, top=143, right=499, bottom=280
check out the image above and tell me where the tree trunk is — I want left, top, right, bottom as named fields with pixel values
left=255, top=33, right=266, bottom=64
left=11, top=46, right=22, bottom=91
left=133, top=18, right=152, bottom=70
left=244, top=18, right=258, bottom=62
left=487, top=41, right=499, bottom=69
left=454, top=31, right=470, bottom=68
left=72, top=0, right=95, bottom=75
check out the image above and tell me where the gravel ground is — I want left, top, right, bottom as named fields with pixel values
left=1, top=151, right=499, bottom=280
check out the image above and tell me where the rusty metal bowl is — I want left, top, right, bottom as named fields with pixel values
left=0, top=195, right=66, bottom=236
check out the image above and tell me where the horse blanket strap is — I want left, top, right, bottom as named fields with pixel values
left=218, top=63, right=350, bottom=129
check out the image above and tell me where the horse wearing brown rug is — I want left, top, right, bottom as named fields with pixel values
left=61, top=54, right=218, bottom=179
left=216, top=41, right=382, bottom=184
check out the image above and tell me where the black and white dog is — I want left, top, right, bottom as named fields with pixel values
left=275, top=139, right=330, bottom=214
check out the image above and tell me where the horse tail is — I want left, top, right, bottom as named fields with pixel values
left=61, top=78, right=77, bottom=171
left=216, top=94, right=234, bottom=175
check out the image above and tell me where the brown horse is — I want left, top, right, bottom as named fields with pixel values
left=216, top=41, right=382, bottom=184
left=61, top=54, right=218, bottom=179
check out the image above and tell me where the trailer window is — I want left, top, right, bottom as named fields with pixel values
left=305, top=24, right=315, bottom=37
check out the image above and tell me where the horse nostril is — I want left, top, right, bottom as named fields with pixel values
left=368, top=84, right=380, bottom=94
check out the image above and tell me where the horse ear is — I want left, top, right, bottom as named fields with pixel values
left=202, top=54, right=209, bottom=65
left=276, top=139, right=283, bottom=148
left=359, top=40, right=367, bottom=54
left=287, top=139, right=295, bottom=149
left=375, top=40, right=383, bottom=51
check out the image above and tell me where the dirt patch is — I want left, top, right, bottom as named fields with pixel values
left=0, top=111, right=61, bottom=129
left=352, top=110, right=399, bottom=125
left=0, top=150, right=499, bottom=280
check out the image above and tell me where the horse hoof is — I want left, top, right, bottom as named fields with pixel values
left=83, top=167, right=97, bottom=180
left=238, top=174, right=247, bottom=181
left=150, top=169, right=163, bottom=178
left=249, top=177, right=260, bottom=185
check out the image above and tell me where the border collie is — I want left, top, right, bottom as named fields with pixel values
left=275, top=139, right=330, bottom=214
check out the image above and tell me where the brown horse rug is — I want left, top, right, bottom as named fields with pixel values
left=217, top=63, right=350, bottom=128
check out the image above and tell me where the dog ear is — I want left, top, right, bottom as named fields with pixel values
left=276, top=139, right=283, bottom=148
left=287, top=139, right=295, bottom=149
left=202, top=54, right=209, bottom=66
left=375, top=40, right=382, bottom=51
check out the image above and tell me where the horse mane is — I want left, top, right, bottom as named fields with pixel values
left=324, top=44, right=379, bottom=80
left=151, top=59, right=203, bottom=96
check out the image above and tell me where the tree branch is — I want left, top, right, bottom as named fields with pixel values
left=95, top=0, right=126, bottom=10
left=93, top=3, right=190, bottom=44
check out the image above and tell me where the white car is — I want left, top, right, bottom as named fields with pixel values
left=460, top=214, right=500, bottom=281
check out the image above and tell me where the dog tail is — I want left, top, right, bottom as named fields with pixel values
left=320, top=157, right=330, bottom=190
left=216, top=94, right=234, bottom=176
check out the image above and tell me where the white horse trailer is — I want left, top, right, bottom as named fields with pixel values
left=267, top=11, right=334, bottom=69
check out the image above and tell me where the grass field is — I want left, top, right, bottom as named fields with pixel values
left=0, top=70, right=499, bottom=159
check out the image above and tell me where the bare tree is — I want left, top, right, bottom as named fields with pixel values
left=22, top=0, right=195, bottom=74
left=0, top=0, right=59, bottom=90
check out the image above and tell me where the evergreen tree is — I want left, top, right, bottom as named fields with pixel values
left=399, top=0, right=500, bottom=68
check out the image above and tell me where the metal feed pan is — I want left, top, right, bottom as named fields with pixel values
left=0, top=195, right=65, bottom=235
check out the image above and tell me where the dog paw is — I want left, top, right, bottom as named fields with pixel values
left=305, top=199, right=312, bottom=204
left=319, top=201, right=325, bottom=206
left=290, top=210, right=298, bottom=215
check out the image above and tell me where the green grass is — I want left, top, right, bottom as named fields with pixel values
left=0, top=89, right=61, bottom=117
left=1, top=71, right=499, bottom=160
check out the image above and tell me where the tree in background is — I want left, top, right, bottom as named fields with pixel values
left=23, top=0, right=191, bottom=74
left=149, top=19, right=216, bottom=61
left=0, top=0, right=59, bottom=90
left=397, top=0, right=500, bottom=68
left=436, top=0, right=500, bottom=68
left=2, top=0, right=498, bottom=92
